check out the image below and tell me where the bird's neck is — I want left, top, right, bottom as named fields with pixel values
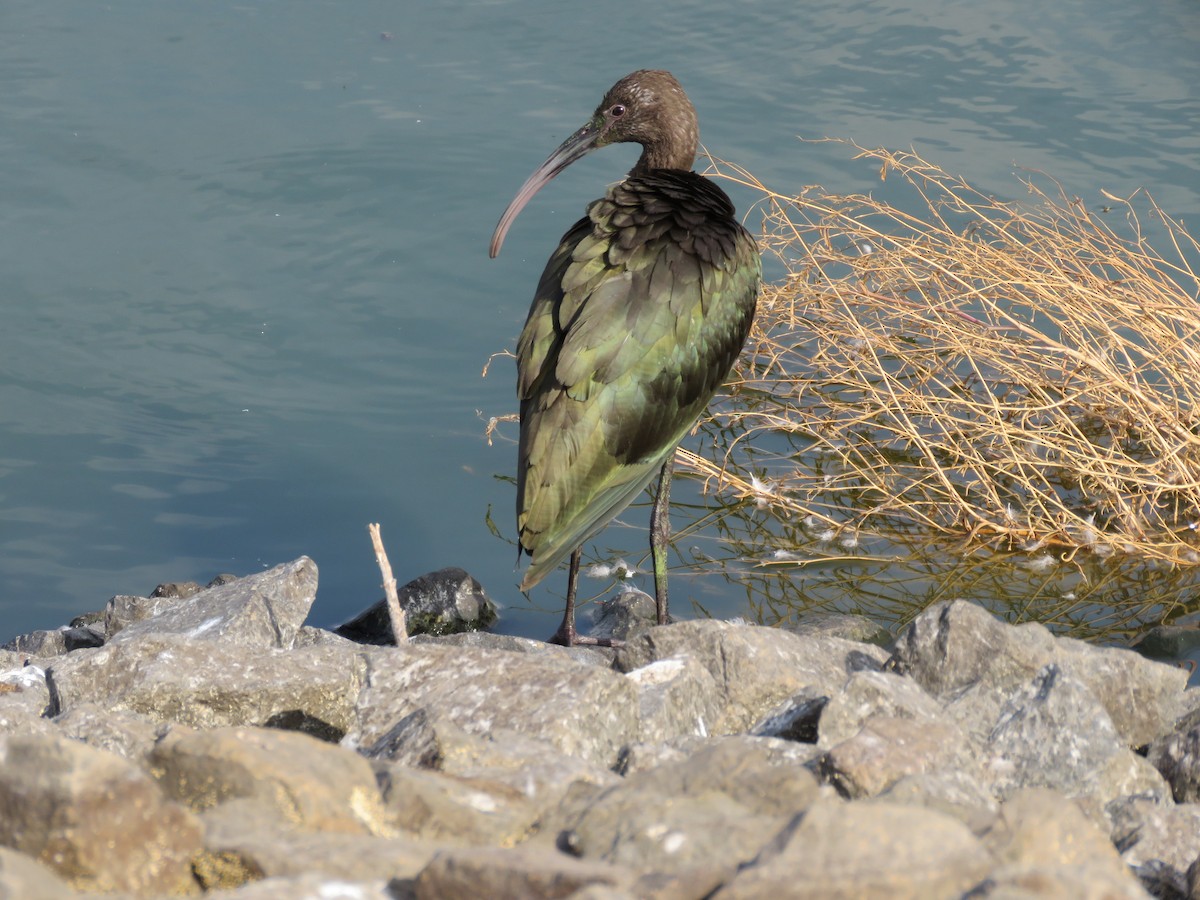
left=630, top=115, right=699, bottom=175
left=631, top=146, right=695, bottom=176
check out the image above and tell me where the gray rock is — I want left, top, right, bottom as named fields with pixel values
left=980, top=788, right=1150, bottom=897
left=891, top=600, right=1187, bottom=747
left=377, top=765, right=540, bottom=845
left=749, top=689, right=827, bottom=743
left=334, top=567, right=498, bottom=642
left=151, top=580, right=205, bottom=598
left=0, top=664, right=50, bottom=726
left=786, top=612, right=893, bottom=646
left=151, top=725, right=391, bottom=835
left=0, top=731, right=202, bottom=894
left=983, top=664, right=1169, bottom=806
left=104, top=593, right=184, bottom=637
left=2, top=586, right=1191, bottom=898
left=878, top=769, right=1000, bottom=835
left=972, top=863, right=1151, bottom=898
left=0, top=846, right=78, bottom=900
left=563, top=790, right=780, bottom=885
left=615, top=619, right=888, bottom=734
left=614, top=741, right=691, bottom=777
left=714, top=798, right=992, bottom=899
left=193, top=800, right=441, bottom=893
left=820, top=715, right=980, bottom=799
left=412, top=631, right=612, bottom=667
left=543, top=736, right=821, bottom=878
left=1109, top=797, right=1200, bottom=899
left=62, top=625, right=104, bottom=650
left=587, top=589, right=658, bottom=643
left=46, top=634, right=367, bottom=737
left=199, top=873, right=395, bottom=899
left=623, top=653, right=725, bottom=742
left=108, top=556, right=318, bottom=649
left=364, top=707, right=619, bottom=806
left=53, top=702, right=177, bottom=762
left=412, top=846, right=630, bottom=899
left=348, top=643, right=640, bottom=768
left=1147, top=716, right=1200, bottom=803
left=1, top=629, right=68, bottom=657
left=817, top=668, right=952, bottom=749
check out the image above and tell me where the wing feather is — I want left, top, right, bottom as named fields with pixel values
left=515, top=171, right=760, bottom=588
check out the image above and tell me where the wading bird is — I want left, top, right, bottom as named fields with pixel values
left=489, top=70, right=760, bottom=645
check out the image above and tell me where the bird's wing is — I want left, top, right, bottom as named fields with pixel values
left=516, top=172, right=760, bottom=588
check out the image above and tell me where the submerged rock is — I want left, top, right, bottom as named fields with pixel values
left=334, top=566, right=498, bottom=642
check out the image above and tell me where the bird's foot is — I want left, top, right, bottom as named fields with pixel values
left=547, top=627, right=624, bottom=649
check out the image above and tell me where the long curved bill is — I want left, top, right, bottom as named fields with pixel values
left=489, top=120, right=602, bottom=258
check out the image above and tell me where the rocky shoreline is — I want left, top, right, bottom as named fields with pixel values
left=2, top=556, right=1199, bottom=898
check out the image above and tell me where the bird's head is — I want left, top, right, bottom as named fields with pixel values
left=489, top=70, right=699, bottom=258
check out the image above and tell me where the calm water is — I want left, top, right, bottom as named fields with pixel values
left=3, top=0, right=1199, bottom=643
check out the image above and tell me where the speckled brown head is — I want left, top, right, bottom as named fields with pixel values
left=490, top=70, right=700, bottom=258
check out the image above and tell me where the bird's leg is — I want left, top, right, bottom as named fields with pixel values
left=548, top=550, right=622, bottom=647
left=650, top=456, right=674, bottom=625
left=549, top=548, right=584, bottom=645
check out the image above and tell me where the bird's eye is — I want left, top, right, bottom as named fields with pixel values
left=609, top=104, right=626, bottom=118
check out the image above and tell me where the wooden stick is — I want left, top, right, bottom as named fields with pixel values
left=368, top=523, right=407, bottom=645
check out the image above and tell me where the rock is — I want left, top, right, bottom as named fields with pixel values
left=542, top=736, right=821, bottom=878
left=104, top=594, right=186, bottom=637
left=1, top=580, right=1193, bottom=899
left=587, top=589, right=658, bottom=643
left=348, top=643, right=640, bottom=768
left=890, top=600, right=1187, bottom=747
left=412, top=846, right=630, bottom=899
left=1, top=630, right=68, bottom=657
left=377, top=765, right=540, bottom=845
left=0, top=664, right=50, bottom=726
left=364, top=707, right=619, bottom=807
left=748, top=690, right=827, bottom=743
left=1110, top=798, right=1200, bottom=899
left=816, top=668, right=952, bottom=749
left=151, top=725, right=391, bottom=835
left=819, top=715, right=979, bottom=799
left=614, top=619, right=888, bottom=734
left=53, top=702, right=177, bottom=762
left=151, top=580, right=205, bottom=599
left=982, top=664, right=1170, bottom=806
left=1146, top=714, right=1200, bottom=803
left=46, top=635, right=365, bottom=736
left=979, top=788, right=1149, bottom=897
left=62, top=625, right=104, bottom=650
left=412, top=631, right=612, bottom=667
left=68, top=609, right=105, bottom=629
left=786, top=612, right=893, bottom=646
left=714, top=798, right=992, bottom=899
left=0, top=731, right=202, bottom=894
left=624, top=653, right=724, bottom=742
left=334, top=567, right=498, bottom=642
left=199, top=873, right=395, bottom=899
left=1132, top=622, right=1200, bottom=662
left=108, top=557, right=318, bottom=649
left=0, top=846, right=78, bottom=900
left=194, top=800, right=441, bottom=892
left=878, top=769, right=999, bottom=834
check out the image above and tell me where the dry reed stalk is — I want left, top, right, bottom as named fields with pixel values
left=688, top=145, right=1200, bottom=565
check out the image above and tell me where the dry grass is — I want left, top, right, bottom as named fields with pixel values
left=686, top=144, right=1200, bottom=566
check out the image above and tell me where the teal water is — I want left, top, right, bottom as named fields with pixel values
left=2, top=1, right=1198, bottom=642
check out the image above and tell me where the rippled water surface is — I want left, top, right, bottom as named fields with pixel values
left=3, top=0, right=1198, bottom=643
